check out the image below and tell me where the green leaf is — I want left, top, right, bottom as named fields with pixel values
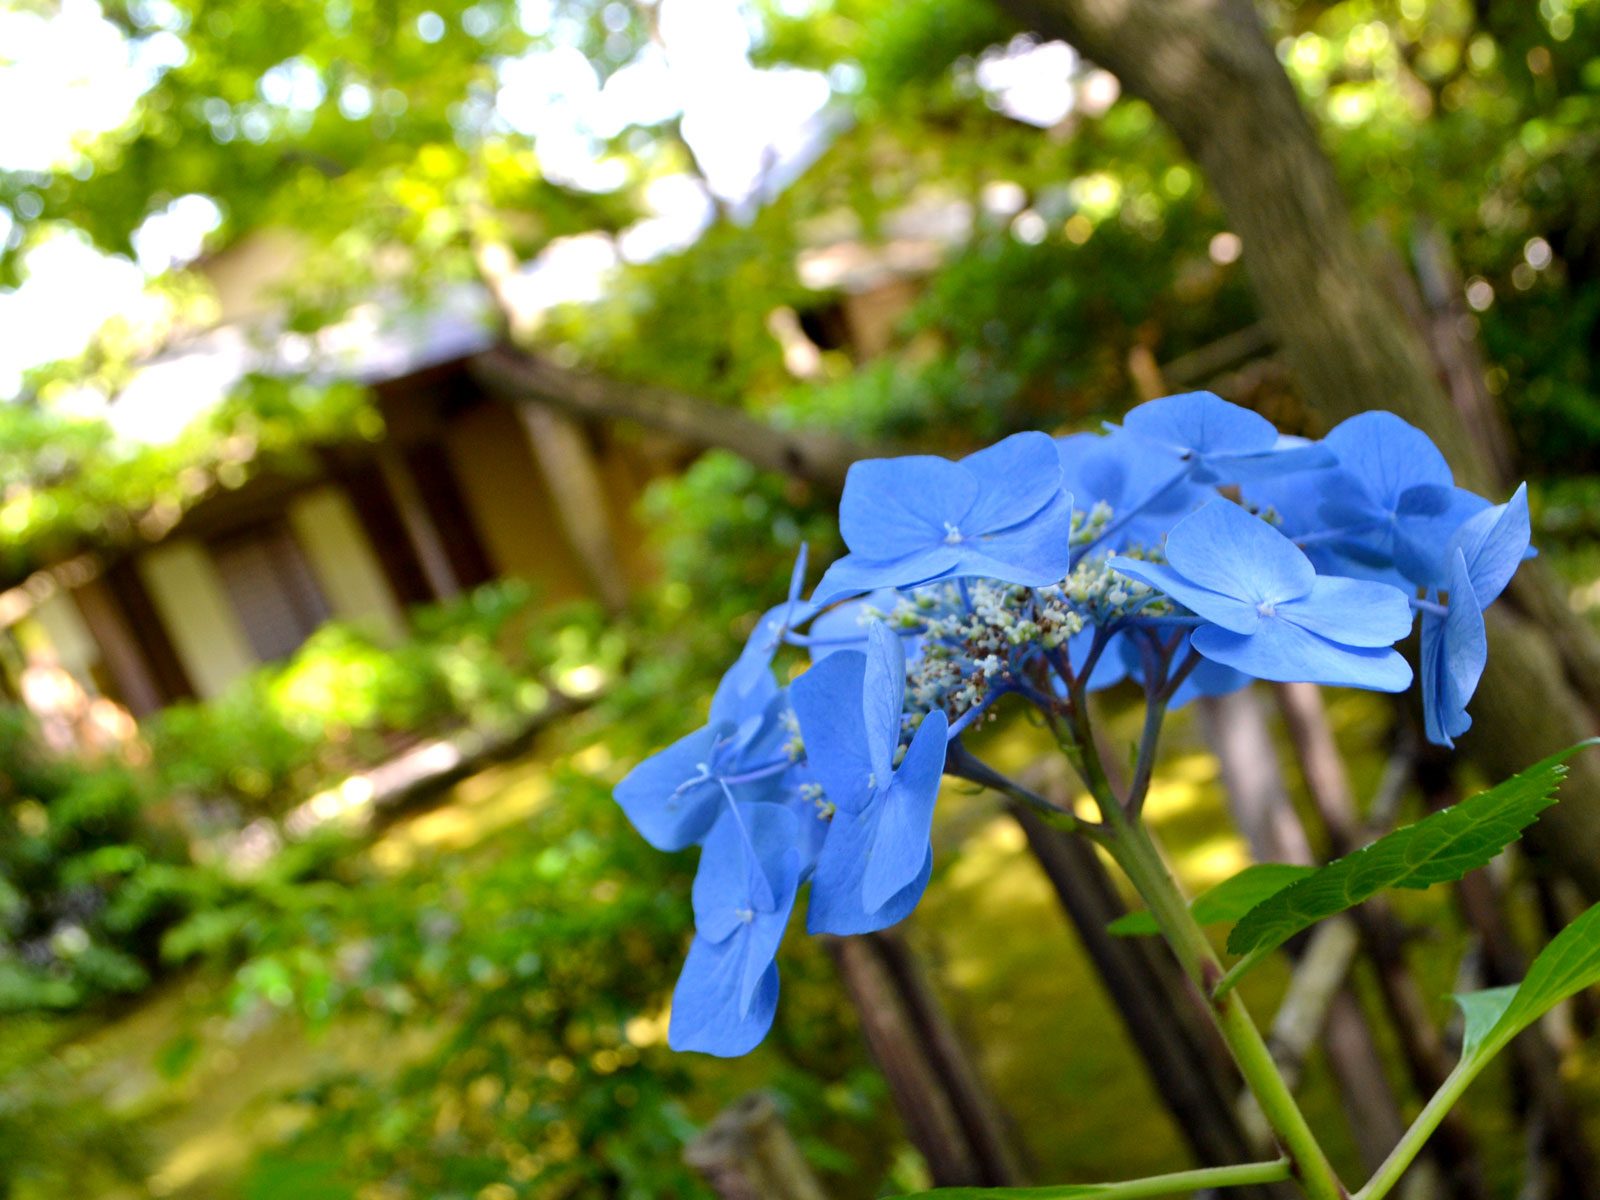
left=1108, top=863, right=1314, bottom=936
left=1452, top=986, right=1517, bottom=1061
left=1225, top=742, right=1594, bottom=968
left=1490, top=899, right=1600, bottom=1048
left=1443, top=905, right=1600, bottom=1129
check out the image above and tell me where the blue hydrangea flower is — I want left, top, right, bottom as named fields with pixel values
left=1108, top=499, right=1414, bottom=691
left=668, top=803, right=802, bottom=1056
left=1420, top=485, right=1530, bottom=747
left=1118, top=391, right=1333, bottom=485
left=790, top=623, right=949, bottom=934
left=1293, top=412, right=1489, bottom=588
left=812, top=432, right=1074, bottom=605
left=614, top=668, right=793, bottom=852
left=805, top=588, right=923, bottom=664
left=1056, top=430, right=1209, bottom=551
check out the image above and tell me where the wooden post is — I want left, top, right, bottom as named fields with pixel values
left=826, top=929, right=1026, bottom=1188
left=376, top=447, right=461, bottom=602
left=686, top=1093, right=828, bottom=1200
left=516, top=403, right=630, bottom=615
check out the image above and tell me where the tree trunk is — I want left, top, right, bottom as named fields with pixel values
left=989, top=0, right=1600, bottom=898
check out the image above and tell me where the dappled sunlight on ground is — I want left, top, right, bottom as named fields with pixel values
left=368, top=755, right=554, bottom=872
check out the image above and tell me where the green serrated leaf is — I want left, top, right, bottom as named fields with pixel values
left=1226, top=743, right=1590, bottom=964
left=1109, top=863, right=1315, bottom=937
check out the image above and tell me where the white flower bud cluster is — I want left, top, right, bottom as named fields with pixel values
left=1070, top=501, right=1115, bottom=547
left=781, top=707, right=804, bottom=761
left=1056, top=546, right=1173, bottom=625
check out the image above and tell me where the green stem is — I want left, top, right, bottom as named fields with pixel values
left=1104, top=813, right=1347, bottom=1200
left=1353, top=1058, right=1480, bottom=1200
left=901, top=1157, right=1293, bottom=1198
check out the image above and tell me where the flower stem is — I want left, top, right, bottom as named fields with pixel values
left=1353, top=1059, right=1479, bottom=1200
left=1099, top=803, right=1347, bottom=1200
left=901, top=1156, right=1293, bottom=1198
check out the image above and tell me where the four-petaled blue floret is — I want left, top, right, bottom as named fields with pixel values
left=614, top=391, right=1533, bottom=1058
left=1108, top=499, right=1415, bottom=692
left=812, top=431, right=1075, bottom=605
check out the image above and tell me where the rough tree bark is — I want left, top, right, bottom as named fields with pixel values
left=988, top=0, right=1600, bottom=897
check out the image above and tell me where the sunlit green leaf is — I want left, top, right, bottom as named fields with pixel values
left=1226, top=743, right=1592, bottom=967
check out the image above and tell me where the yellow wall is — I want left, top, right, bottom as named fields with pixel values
left=137, top=540, right=257, bottom=699
left=288, top=485, right=406, bottom=639
left=27, top=589, right=100, bottom=681
left=442, top=403, right=592, bottom=601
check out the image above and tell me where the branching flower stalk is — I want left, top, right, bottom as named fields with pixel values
left=614, top=393, right=1600, bottom=1199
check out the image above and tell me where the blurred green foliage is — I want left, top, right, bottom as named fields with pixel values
left=146, top=579, right=575, bottom=819
left=0, top=707, right=185, bottom=1013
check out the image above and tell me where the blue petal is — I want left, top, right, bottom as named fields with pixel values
left=1164, top=499, right=1316, bottom=606
left=1276, top=576, right=1414, bottom=648
left=714, top=590, right=821, bottom=715
left=1192, top=618, right=1413, bottom=691
left=808, top=590, right=918, bottom=663
left=864, top=622, right=907, bottom=780
left=710, top=637, right=783, bottom=726
left=861, top=709, right=947, bottom=913
left=1420, top=553, right=1487, bottom=748
left=1122, top=391, right=1278, bottom=457
left=614, top=725, right=723, bottom=851
left=1450, top=484, right=1530, bottom=608
left=806, top=819, right=932, bottom=936
left=959, top=431, right=1066, bottom=533
left=692, top=803, right=801, bottom=941
left=1210, top=438, right=1337, bottom=483
left=789, top=651, right=874, bottom=813
left=958, top=488, right=1076, bottom=584
left=811, top=545, right=961, bottom=606
left=1107, top=557, right=1260, bottom=634
left=839, top=455, right=977, bottom=559
left=1389, top=484, right=1490, bottom=587
left=1323, top=411, right=1453, bottom=504
left=668, top=937, right=782, bottom=1057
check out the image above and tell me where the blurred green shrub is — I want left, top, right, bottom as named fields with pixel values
left=0, top=709, right=188, bottom=1013
left=144, top=580, right=589, bottom=821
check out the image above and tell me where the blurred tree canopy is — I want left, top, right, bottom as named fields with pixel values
left=2, top=0, right=1597, bottom=588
